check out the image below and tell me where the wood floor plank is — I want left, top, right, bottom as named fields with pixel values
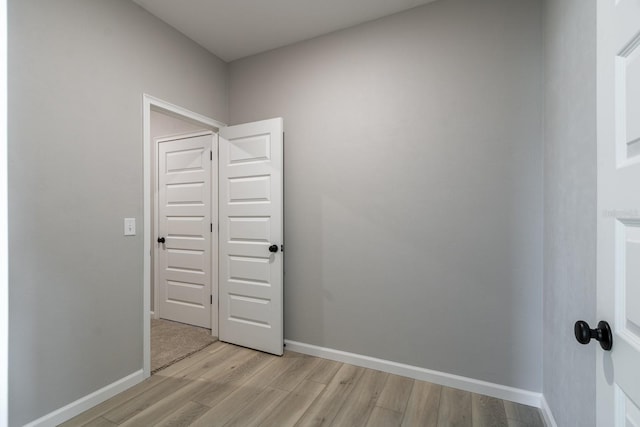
left=190, top=352, right=278, bottom=408
left=304, top=358, right=342, bottom=385
left=269, top=354, right=321, bottom=392
left=59, top=376, right=167, bottom=426
left=103, top=343, right=229, bottom=425
left=332, top=368, right=388, bottom=427
left=376, top=375, right=414, bottom=414
left=199, top=349, right=275, bottom=382
left=102, top=376, right=193, bottom=424
left=158, top=343, right=239, bottom=380
left=283, top=350, right=307, bottom=359
left=400, top=380, right=441, bottom=427
left=189, top=392, right=261, bottom=427
left=365, top=406, right=403, bottom=427
left=189, top=356, right=290, bottom=427
left=471, top=394, right=508, bottom=427
left=111, top=345, right=259, bottom=425
left=157, top=341, right=226, bottom=377
left=191, top=353, right=277, bottom=408
left=180, top=345, right=255, bottom=380
left=224, top=387, right=290, bottom=427
left=118, top=379, right=212, bottom=427
left=258, top=380, right=326, bottom=427
left=153, top=401, right=211, bottom=427
left=503, top=401, right=543, bottom=426
left=189, top=382, right=281, bottom=427
left=81, top=416, right=118, bottom=427
left=438, top=386, right=472, bottom=427
left=236, top=352, right=302, bottom=389
left=506, top=420, right=538, bottom=427
left=207, top=341, right=226, bottom=353
left=295, top=363, right=365, bottom=427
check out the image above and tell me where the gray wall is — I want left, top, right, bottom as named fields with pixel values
left=230, top=0, right=544, bottom=391
left=151, top=110, right=210, bottom=139
left=8, top=0, right=227, bottom=425
left=543, top=0, right=597, bottom=425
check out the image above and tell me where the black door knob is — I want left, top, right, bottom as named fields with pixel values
left=268, top=244, right=278, bottom=253
left=157, top=237, right=165, bottom=244
left=574, top=320, right=613, bottom=351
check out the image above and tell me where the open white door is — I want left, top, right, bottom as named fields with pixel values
left=219, top=118, right=283, bottom=355
left=157, top=132, right=213, bottom=329
left=596, top=1, right=640, bottom=425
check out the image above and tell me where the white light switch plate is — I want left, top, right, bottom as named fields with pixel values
left=124, top=218, right=136, bottom=236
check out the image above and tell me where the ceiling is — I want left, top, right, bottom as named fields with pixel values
left=132, top=0, right=437, bottom=62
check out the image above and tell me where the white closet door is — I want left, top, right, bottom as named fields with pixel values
left=158, top=133, right=213, bottom=328
left=596, top=0, right=640, bottom=425
left=218, top=118, right=283, bottom=355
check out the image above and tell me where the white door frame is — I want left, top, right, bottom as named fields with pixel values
left=143, top=94, right=226, bottom=377
left=0, top=0, right=7, bottom=424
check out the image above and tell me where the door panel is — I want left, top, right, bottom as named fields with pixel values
left=219, top=118, right=283, bottom=355
left=597, top=0, right=640, bottom=425
left=158, top=133, right=213, bottom=329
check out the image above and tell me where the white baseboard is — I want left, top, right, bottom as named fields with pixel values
left=284, top=340, right=543, bottom=409
left=539, top=395, right=558, bottom=427
left=23, top=370, right=144, bottom=427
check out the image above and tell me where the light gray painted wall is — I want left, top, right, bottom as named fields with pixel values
left=150, top=111, right=209, bottom=312
left=543, top=0, right=597, bottom=425
left=8, top=0, right=227, bottom=425
left=151, top=110, right=209, bottom=139
left=230, top=0, right=544, bottom=391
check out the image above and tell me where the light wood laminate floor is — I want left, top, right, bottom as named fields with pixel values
left=61, top=342, right=543, bottom=427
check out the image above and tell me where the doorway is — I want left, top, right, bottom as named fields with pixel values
left=143, top=95, right=226, bottom=377
left=152, top=130, right=218, bottom=373
left=143, top=95, right=285, bottom=378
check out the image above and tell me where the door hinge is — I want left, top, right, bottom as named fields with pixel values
left=210, top=295, right=213, bottom=305
left=211, top=223, right=213, bottom=233
left=210, top=150, right=213, bottom=161
left=281, top=244, right=284, bottom=253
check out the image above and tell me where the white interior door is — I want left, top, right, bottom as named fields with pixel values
left=158, top=132, right=213, bottom=329
left=218, top=118, right=283, bottom=355
left=597, top=0, right=640, bottom=425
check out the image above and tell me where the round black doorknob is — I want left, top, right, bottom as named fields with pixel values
left=157, top=237, right=166, bottom=244
left=268, top=244, right=278, bottom=253
left=574, top=320, right=613, bottom=351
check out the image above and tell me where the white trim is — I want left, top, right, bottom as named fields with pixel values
left=0, top=0, right=7, bottom=425
left=144, top=94, right=226, bottom=130
left=539, top=395, right=558, bottom=427
left=23, top=370, right=144, bottom=427
left=284, top=340, right=543, bottom=408
left=149, top=311, right=155, bottom=320
left=143, top=97, right=151, bottom=378
left=212, top=133, right=219, bottom=336
left=143, top=94, right=225, bottom=378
